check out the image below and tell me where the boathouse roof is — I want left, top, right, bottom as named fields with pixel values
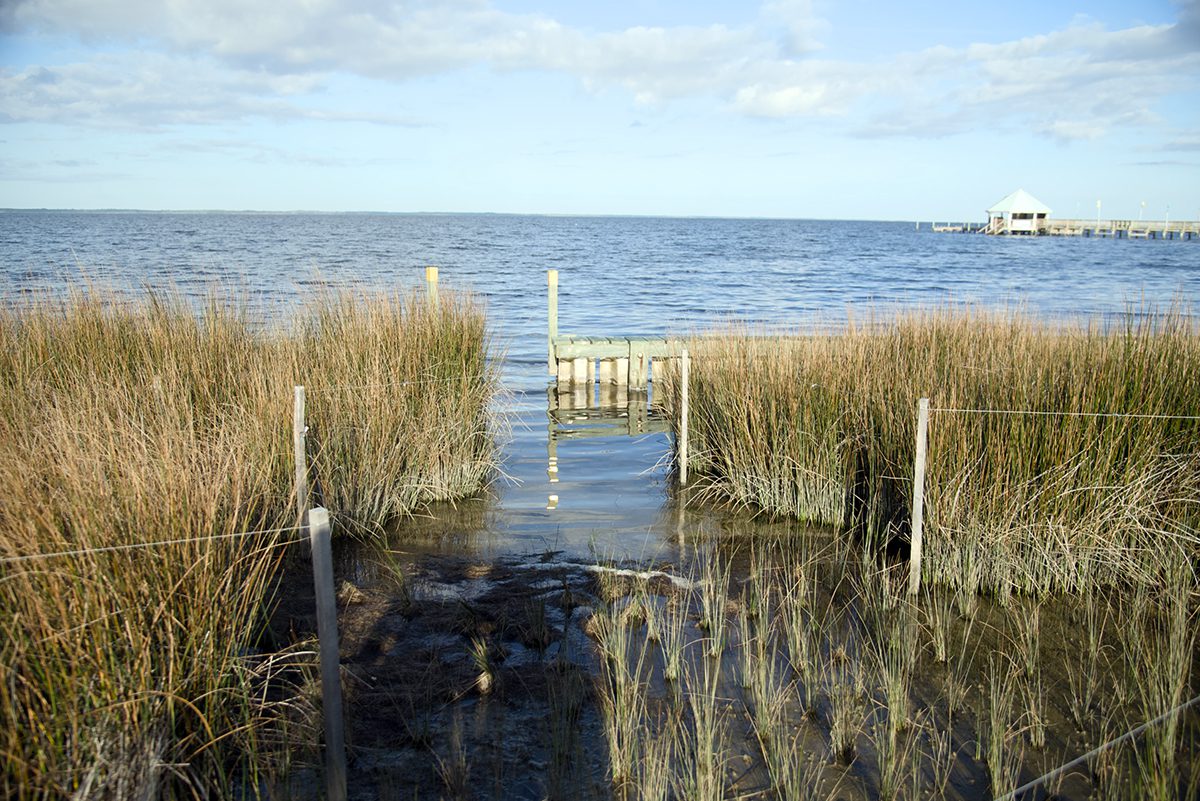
left=987, top=189, right=1051, bottom=215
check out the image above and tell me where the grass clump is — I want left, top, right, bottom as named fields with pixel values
left=661, top=306, right=1200, bottom=594
left=0, top=287, right=495, bottom=798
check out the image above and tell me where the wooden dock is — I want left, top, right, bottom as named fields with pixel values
left=547, top=270, right=680, bottom=390
left=1040, top=218, right=1199, bottom=239
left=927, top=218, right=1199, bottom=239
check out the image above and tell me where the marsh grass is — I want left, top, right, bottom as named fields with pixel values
left=675, top=655, right=728, bottom=801
left=659, top=307, right=1200, bottom=595
left=593, top=597, right=651, bottom=787
left=593, top=532, right=1199, bottom=801
left=0, top=288, right=494, bottom=798
left=698, top=550, right=731, bottom=658
left=1067, top=588, right=1112, bottom=732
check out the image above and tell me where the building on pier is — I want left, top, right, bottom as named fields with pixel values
left=985, top=189, right=1051, bottom=235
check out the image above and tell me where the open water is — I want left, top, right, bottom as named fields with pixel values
left=3, top=210, right=1197, bottom=557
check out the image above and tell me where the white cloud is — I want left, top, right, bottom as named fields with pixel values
left=847, top=18, right=1199, bottom=140
left=0, top=52, right=425, bottom=128
left=1, top=0, right=1196, bottom=143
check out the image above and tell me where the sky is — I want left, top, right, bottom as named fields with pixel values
left=1, top=0, right=1198, bottom=220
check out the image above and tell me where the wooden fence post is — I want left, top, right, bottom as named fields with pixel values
left=548, top=269, right=558, bottom=375
left=679, top=348, right=689, bottom=485
left=908, top=397, right=930, bottom=596
left=425, top=266, right=439, bottom=307
left=293, top=386, right=308, bottom=526
left=309, top=507, right=347, bottom=801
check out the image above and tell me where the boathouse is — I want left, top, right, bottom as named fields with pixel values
left=986, top=189, right=1051, bottom=235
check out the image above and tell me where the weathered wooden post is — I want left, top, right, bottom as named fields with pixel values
left=628, top=341, right=648, bottom=390
left=679, top=348, right=689, bottom=485
left=547, top=269, right=558, bottom=375
left=425, top=266, right=439, bottom=307
left=908, top=397, right=930, bottom=596
left=293, top=386, right=308, bottom=526
left=614, top=357, right=629, bottom=387
left=309, top=507, right=347, bottom=801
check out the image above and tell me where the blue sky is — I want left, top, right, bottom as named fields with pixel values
left=1, top=0, right=1198, bottom=220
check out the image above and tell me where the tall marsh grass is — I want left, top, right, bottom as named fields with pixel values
left=0, top=288, right=494, bottom=798
left=662, top=307, right=1200, bottom=594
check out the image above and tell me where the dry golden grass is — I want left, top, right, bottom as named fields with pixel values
left=0, top=287, right=494, bottom=798
left=660, top=306, right=1200, bottom=594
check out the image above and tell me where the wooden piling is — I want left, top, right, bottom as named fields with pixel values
left=572, top=357, right=589, bottom=385
left=908, top=397, right=929, bottom=596
left=679, top=348, right=689, bottom=485
left=293, top=386, right=307, bottom=526
left=615, top=357, right=629, bottom=387
left=425, top=266, right=439, bottom=307
left=309, top=507, right=347, bottom=801
left=547, top=270, right=558, bottom=374
left=628, top=341, right=648, bottom=389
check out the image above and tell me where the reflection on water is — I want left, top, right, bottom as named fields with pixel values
left=546, top=384, right=666, bottom=484
left=351, top=378, right=682, bottom=562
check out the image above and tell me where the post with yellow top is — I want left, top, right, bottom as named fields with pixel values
left=908, top=397, right=930, bottom=596
left=547, top=269, right=559, bottom=375
left=425, top=266, right=439, bottom=307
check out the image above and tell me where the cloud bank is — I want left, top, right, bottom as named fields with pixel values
left=2, top=0, right=1197, bottom=141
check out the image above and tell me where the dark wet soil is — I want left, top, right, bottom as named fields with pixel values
left=269, top=547, right=637, bottom=800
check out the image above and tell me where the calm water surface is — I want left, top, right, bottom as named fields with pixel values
left=3, top=211, right=1197, bottom=557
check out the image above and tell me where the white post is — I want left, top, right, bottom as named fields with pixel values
left=547, top=269, right=558, bottom=374
left=309, top=507, right=347, bottom=801
left=293, top=386, right=307, bottom=526
left=679, top=348, right=689, bottom=485
left=908, top=398, right=930, bottom=596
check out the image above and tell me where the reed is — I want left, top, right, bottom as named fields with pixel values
left=824, top=637, right=867, bottom=765
left=1067, top=588, right=1111, bottom=732
left=592, top=597, right=651, bottom=788
left=0, top=287, right=495, bottom=798
left=1121, top=563, right=1197, bottom=797
left=698, top=550, right=730, bottom=658
left=659, top=593, right=690, bottom=685
left=661, top=306, right=1200, bottom=594
left=982, top=656, right=1024, bottom=797
left=674, top=655, right=727, bottom=801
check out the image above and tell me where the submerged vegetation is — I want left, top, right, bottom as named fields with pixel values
left=662, top=307, right=1200, bottom=595
left=589, top=533, right=1200, bottom=801
left=0, top=288, right=494, bottom=798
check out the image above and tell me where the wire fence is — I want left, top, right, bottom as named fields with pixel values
left=0, top=524, right=309, bottom=566
left=931, top=406, right=1200, bottom=421
left=996, top=693, right=1200, bottom=801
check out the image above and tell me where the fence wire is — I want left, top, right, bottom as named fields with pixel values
left=995, top=692, right=1200, bottom=801
left=930, top=406, right=1200, bottom=422
left=0, top=524, right=309, bottom=566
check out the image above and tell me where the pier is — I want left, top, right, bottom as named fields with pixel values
left=1038, top=218, right=1199, bottom=239
left=926, top=189, right=1198, bottom=238
left=929, top=218, right=1199, bottom=238
left=547, top=270, right=680, bottom=391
